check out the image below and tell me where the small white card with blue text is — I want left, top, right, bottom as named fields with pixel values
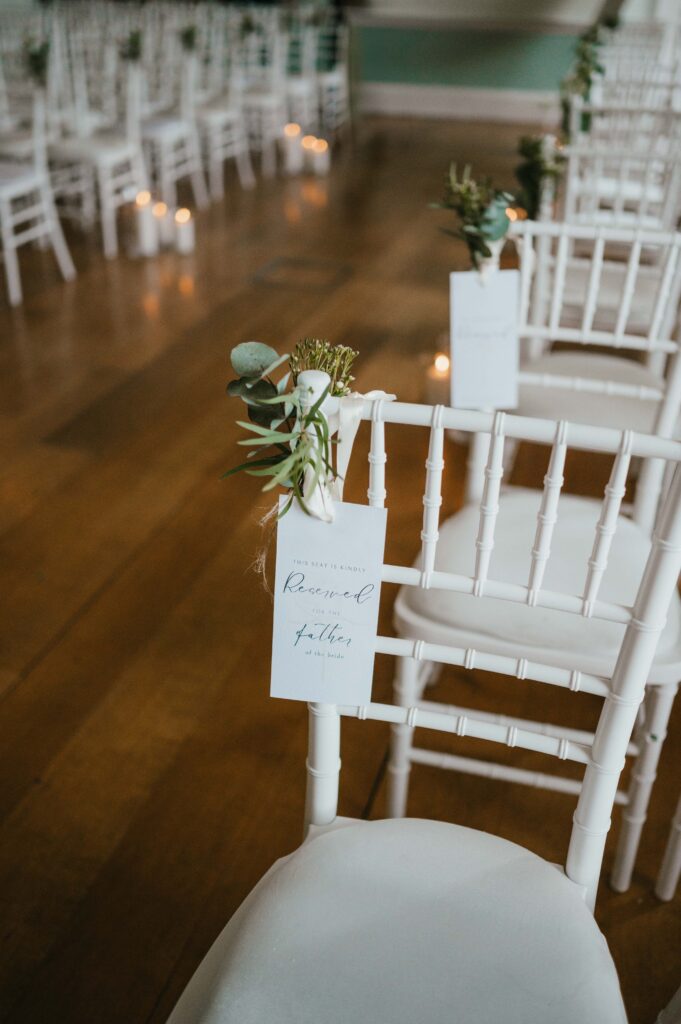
left=271, top=499, right=388, bottom=704
left=450, top=269, right=519, bottom=410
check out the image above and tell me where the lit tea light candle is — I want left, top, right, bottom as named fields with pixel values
left=135, top=190, right=158, bottom=257
left=301, top=134, right=317, bottom=171
left=311, top=137, right=330, bottom=176
left=282, top=122, right=304, bottom=175
left=153, top=201, right=174, bottom=247
left=174, top=207, right=195, bottom=254
left=425, top=351, right=450, bottom=405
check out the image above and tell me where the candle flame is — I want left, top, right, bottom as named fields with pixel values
left=312, top=138, right=328, bottom=153
left=175, top=208, right=191, bottom=224
left=434, top=353, right=450, bottom=376
left=152, top=201, right=168, bottom=218
left=136, top=190, right=151, bottom=207
left=284, top=122, right=301, bottom=137
left=301, top=134, right=317, bottom=150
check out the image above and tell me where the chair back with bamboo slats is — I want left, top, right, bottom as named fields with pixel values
left=303, top=398, right=681, bottom=909
left=510, top=219, right=681, bottom=529
left=561, top=145, right=681, bottom=233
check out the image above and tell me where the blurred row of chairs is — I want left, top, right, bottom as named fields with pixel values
left=0, top=1, right=350, bottom=305
left=387, top=15, right=681, bottom=909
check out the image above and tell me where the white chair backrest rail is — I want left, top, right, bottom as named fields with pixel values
left=303, top=399, right=681, bottom=909
left=560, top=145, right=681, bottom=232
left=510, top=219, right=681, bottom=530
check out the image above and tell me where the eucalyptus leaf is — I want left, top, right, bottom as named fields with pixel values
left=230, top=341, right=280, bottom=378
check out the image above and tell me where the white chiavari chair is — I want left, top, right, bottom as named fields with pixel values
left=238, top=27, right=288, bottom=177
left=561, top=146, right=681, bottom=232
left=317, top=22, right=350, bottom=135
left=140, top=48, right=209, bottom=211
left=285, top=23, right=319, bottom=132
left=48, top=57, right=148, bottom=259
left=389, top=220, right=681, bottom=892
left=567, top=95, right=681, bottom=156
left=194, top=24, right=255, bottom=198
left=165, top=379, right=681, bottom=1024
left=0, top=88, right=75, bottom=306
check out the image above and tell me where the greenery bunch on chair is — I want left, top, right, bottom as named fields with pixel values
left=179, top=25, right=197, bottom=53
left=514, top=136, right=565, bottom=221
left=23, top=40, right=49, bottom=88
left=433, top=164, right=515, bottom=270
left=560, top=34, right=604, bottom=139
left=224, top=338, right=358, bottom=516
left=120, top=30, right=142, bottom=63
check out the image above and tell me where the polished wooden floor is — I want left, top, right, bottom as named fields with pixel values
left=0, top=117, right=679, bottom=1024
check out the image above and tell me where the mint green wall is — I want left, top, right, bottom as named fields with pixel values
left=357, top=28, right=577, bottom=90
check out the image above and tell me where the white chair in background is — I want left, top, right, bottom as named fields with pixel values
left=165, top=383, right=681, bottom=1024
left=141, top=51, right=208, bottom=210
left=389, top=220, right=681, bottom=895
left=567, top=95, right=681, bottom=155
left=238, top=29, right=288, bottom=177
left=561, top=146, right=681, bottom=232
left=285, top=24, right=319, bottom=132
left=194, top=34, right=255, bottom=199
left=48, top=59, right=148, bottom=258
left=0, top=89, right=75, bottom=306
left=317, top=23, right=351, bottom=135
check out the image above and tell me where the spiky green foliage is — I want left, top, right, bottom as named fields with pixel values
left=179, top=25, right=196, bottom=53
left=224, top=339, right=357, bottom=515
left=289, top=338, right=357, bottom=396
left=24, top=40, right=49, bottom=87
left=433, top=164, right=515, bottom=270
left=514, top=136, right=565, bottom=220
left=560, top=34, right=604, bottom=139
left=120, top=30, right=142, bottom=62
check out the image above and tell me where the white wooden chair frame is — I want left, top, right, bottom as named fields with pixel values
left=388, top=219, right=681, bottom=893
left=163, top=388, right=681, bottom=1023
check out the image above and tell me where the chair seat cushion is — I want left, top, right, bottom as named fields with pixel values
left=142, top=117, right=190, bottom=141
left=49, top=133, right=136, bottom=164
left=197, top=103, right=241, bottom=125
left=398, top=490, right=681, bottom=675
left=0, top=161, right=41, bottom=196
left=518, top=352, right=664, bottom=432
left=166, top=818, right=626, bottom=1024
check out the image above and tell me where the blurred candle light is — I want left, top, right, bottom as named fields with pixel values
left=311, top=137, right=331, bottom=176
left=174, top=207, right=195, bottom=254
left=301, top=134, right=317, bottom=170
left=505, top=207, right=519, bottom=222
left=282, top=122, right=304, bottom=175
left=425, top=351, right=450, bottom=404
left=178, top=273, right=195, bottom=297
left=135, top=190, right=158, bottom=257
left=153, top=201, right=174, bottom=247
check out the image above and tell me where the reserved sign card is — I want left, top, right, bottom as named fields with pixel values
left=450, top=269, right=519, bottom=410
left=271, top=499, right=387, bottom=705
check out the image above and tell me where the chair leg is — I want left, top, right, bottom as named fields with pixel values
left=1, top=198, right=22, bottom=306
left=655, top=792, right=681, bottom=901
left=208, top=144, right=224, bottom=201
left=235, top=145, right=256, bottom=190
left=97, top=166, right=118, bottom=260
left=611, top=681, right=678, bottom=892
left=158, top=144, right=176, bottom=209
left=42, top=185, right=76, bottom=282
left=386, top=656, right=420, bottom=818
left=189, top=134, right=209, bottom=210
left=261, top=138, right=276, bottom=179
